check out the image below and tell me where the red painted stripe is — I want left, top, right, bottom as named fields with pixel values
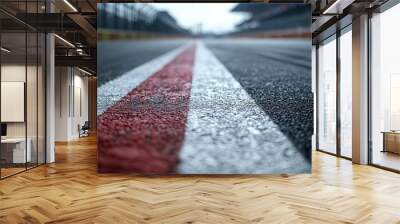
left=98, top=44, right=196, bottom=174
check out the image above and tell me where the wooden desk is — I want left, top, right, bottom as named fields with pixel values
left=382, top=131, right=400, bottom=154
left=1, top=138, right=31, bottom=163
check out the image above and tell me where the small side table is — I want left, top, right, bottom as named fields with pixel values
left=381, top=131, right=400, bottom=154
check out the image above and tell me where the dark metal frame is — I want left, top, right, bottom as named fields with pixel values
left=367, top=10, right=373, bottom=166
left=0, top=0, right=47, bottom=180
left=315, top=0, right=400, bottom=173
left=336, top=27, right=341, bottom=158
left=315, top=22, right=353, bottom=161
left=367, top=0, right=400, bottom=173
left=0, top=15, right=2, bottom=179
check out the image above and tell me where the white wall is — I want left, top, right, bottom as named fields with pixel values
left=1, top=65, right=26, bottom=138
left=55, top=67, right=89, bottom=141
left=55, top=66, right=70, bottom=141
left=1, top=65, right=36, bottom=138
left=46, top=5, right=56, bottom=164
left=1, top=63, right=46, bottom=164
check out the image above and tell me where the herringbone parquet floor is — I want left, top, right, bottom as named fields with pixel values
left=1, top=134, right=400, bottom=224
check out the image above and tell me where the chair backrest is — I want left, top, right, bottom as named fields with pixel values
left=82, top=121, right=90, bottom=129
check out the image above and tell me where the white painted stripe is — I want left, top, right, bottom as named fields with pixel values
left=97, top=43, right=190, bottom=115
left=178, top=43, right=310, bottom=174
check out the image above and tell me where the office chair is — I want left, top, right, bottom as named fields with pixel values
left=79, top=121, right=90, bottom=138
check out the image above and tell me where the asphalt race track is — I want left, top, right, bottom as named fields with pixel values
left=98, top=40, right=187, bottom=86
left=205, top=39, right=312, bottom=160
left=97, top=39, right=313, bottom=174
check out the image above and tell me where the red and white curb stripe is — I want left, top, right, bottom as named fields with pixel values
left=98, top=44, right=196, bottom=173
left=178, top=43, right=309, bottom=173
left=97, top=44, right=190, bottom=115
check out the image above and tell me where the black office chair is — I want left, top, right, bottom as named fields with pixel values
left=79, top=121, right=90, bottom=138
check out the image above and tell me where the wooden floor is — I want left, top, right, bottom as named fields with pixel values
left=372, top=150, right=400, bottom=171
left=1, top=135, right=400, bottom=223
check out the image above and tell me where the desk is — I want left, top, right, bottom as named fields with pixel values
left=1, top=138, right=31, bottom=163
left=382, top=131, right=400, bottom=154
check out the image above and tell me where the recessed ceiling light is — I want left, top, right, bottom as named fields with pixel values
left=1, top=47, right=11, bottom=53
left=54, top=34, right=75, bottom=48
left=63, top=0, right=78, bottom=12
left=322, top=0, right=354, bottom=15
left=78, top=67, right=92, bottom=76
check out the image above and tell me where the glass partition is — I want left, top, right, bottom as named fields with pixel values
left=1, top=30, right=28, bottom=177
left=27, top=30, right=38, bottom=169
left=38, top=32, right=45, bottom=165
left=371, top=3, right=400, bottom=171
left=0, top=1, right=46, bottom=179
left=317, top=36, right=337, bottom=154
left=339, top=28, right=352, bottom=158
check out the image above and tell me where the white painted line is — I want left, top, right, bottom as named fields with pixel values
left=178, top=43, right=310, bottom=174
left=97, top=43, right=190, bottom=115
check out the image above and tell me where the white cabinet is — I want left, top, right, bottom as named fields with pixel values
left=1, top=138, right=32, bottom=163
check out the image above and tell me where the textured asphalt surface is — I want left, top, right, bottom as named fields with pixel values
left=178, top=43, right=309, bottom=174
left=205, top=39, right=313, bottom=160
left=98, top=40, right=187, bottom=86
left=97, top=44, right=188, bottom=115
left=98, top=38, right=313, bottom=173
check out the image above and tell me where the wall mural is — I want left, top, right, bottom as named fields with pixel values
left=97, top=3, right=312, bottom=174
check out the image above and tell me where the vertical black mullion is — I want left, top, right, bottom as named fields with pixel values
left=25, top=0, right=28, bottom=171
left=60, top=68, right=62, bottom=117
left=36, top=0, right=39, bottom=167
left=71, top=67, right=75, bottom=118
left=316, top=44, right=319, bottom=151
left=72, top=68, right=74, bottom=118
left=367, top=11, right=373, bottom=165
left=68, top=69, right=71, bottom=118
left=0, top=20, right=2, bottom=179
left=336, top=29, right=341, bottom=157
left=44, top=0, right=47, bottom=164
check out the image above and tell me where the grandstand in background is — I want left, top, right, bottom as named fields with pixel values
left=230, top=4, right=311, bottom=38
left=97, top=3, right=311, bottom=40
left=98, top=4, right=189, bottom=40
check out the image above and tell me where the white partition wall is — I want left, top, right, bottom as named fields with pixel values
left=54, top=67, right=89, bottom=141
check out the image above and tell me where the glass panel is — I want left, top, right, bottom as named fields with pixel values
left=1, top=30, right=27, bottom=177
left=371, top=4, right=400, bottom=171
left=27, top=31, right=38, bottom=169
left=318, top=37, right=337, bottom=154
left=38, top=32, right=45, bottom=165
left=26, top=0, right=39, bottom=169
left=340, top=29, right=352, bottom=158
left=0, top=1, right=46, bottom=178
